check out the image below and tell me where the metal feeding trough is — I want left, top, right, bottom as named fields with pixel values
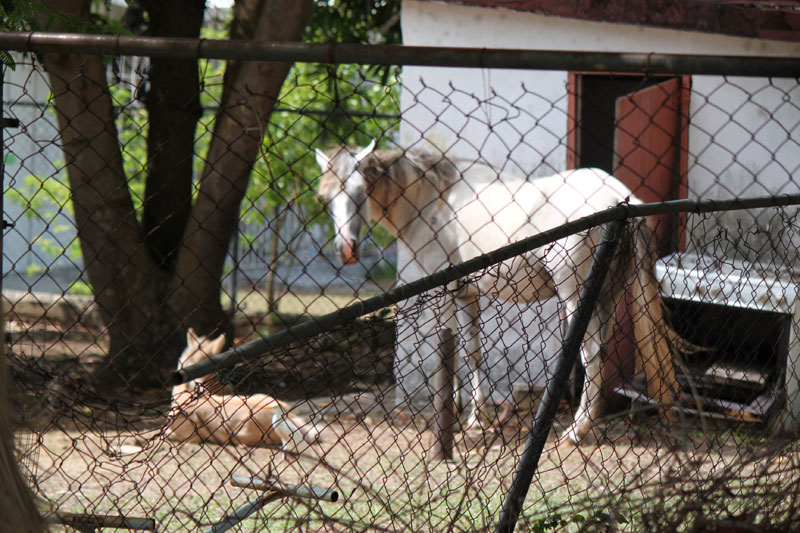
left=618, top=252, right=800, bottom=431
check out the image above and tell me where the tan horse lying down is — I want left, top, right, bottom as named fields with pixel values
left=165, top=329, right=319, bottom=451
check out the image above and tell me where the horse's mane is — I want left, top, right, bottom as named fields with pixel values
left=317, top=146, right=459, bottom=202
left=361, top=148, right=458, bottom=196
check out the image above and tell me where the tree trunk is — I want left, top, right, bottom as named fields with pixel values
left=140, top=0, right=205, bottom=269
left=40, top=45, right=183, bottom=389
left=37, top=0, right=185, bottom=393
left=37, top=0, right=312, bottom=392
left=169, top=0, right=313, bottom=335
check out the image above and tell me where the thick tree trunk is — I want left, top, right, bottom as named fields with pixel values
left=37, top=0, right=312, bottom=391
left=39, top=0, right=185, bottom=391
left=170, top=0, right=313, bottom=335
left=140, top=0, right=205, bottom=269
left=40, top=47, right=184, bottom=389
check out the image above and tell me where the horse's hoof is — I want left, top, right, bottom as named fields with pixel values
left=463, top=416, right=487, bottom=431
left=559, top=426, right=583, bottom=446
left=303, top=423, right=323, bottom=444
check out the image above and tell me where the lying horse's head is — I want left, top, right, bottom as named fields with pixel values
left=316, top=141, right=375, bottom=265
left=176, top=328, right=230, bottom=395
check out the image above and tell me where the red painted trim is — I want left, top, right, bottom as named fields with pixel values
left=677, top=75, right=692, bottom=252
left=566, top=73, right=579, bottom=170
left=427, top=0, right=800, bottom=42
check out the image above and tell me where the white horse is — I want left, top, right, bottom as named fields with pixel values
left=316, top=142, right=691, bottom=443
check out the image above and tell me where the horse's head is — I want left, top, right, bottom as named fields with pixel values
left=316, top=140, right=375, bottom=265
left=175, top=328, right=230, bottom=394
left=356, top=147, right=459, bottom=235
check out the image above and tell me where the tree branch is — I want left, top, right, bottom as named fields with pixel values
left=170, top=0, right=313, bottom=335
left=140, top=0, right=206, bottom=270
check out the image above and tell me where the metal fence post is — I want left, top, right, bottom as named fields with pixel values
left=204, top=493, right=283, bottom=533
left=432, top=326, right=457, bottom=461
left=494, top=219, right=625, bottom=533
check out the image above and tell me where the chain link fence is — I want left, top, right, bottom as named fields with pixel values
left=2, top=34, right=800, bottom=531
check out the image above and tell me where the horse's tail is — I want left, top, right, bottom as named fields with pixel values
left=626, top=219, right=682, bottom=426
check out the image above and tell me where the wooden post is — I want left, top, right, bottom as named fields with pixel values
left=433, top=327, right=457, bottom=461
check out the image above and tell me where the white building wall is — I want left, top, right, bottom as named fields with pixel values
left=687, top=76, right=800, bottom=264
left=395, top=0, right=800, bottom=411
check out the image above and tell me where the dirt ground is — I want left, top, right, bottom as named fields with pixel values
left=8, top=313, right=800, bottom=532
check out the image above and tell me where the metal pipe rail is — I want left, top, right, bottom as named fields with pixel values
left=174, top=192, right=800, bottom=385
left=495, top=220, right=624, bottom=533
left=230, top=475, right=340, bottom=503
left=1, top=31, right=800, bottom=76
left=43, top=511, right=156, bottom=533
left=204, top=476, right=340, bottom=533
left=203, top=492, right=283, bottom=533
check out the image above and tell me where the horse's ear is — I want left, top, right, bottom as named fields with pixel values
left=187, top=328, right=199, bottom=348
left=315, top=148, right=331, bottom=171
left=206, top=333, right=227, bottom=357
left=354, top=139, right=376, bottom=163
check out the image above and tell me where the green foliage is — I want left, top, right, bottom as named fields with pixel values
left=67, top=280, right=94, bottom=296
left=5, top=171, right=83, bottom=283
left=307, top=0, right=401, bottom=45
left=110, top=83, right=149, bottom=214
left=0, top=50, right=15, bottom=70
left=0, top=0, right=47, bottom=67
left=197, top=7, right=401, bottom=257
left=0, top=1, right=47, bottom=33
left=7, top=1, right=402, bottom=296
left=0, top=0, right=133, bottom=68
left=0, top=0, right=132, bottom=33
left=306, top=0, right=401, bottom=85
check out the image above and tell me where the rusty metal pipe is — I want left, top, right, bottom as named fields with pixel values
left=0, top=32, right=799, bottom=76
left=231, top=475, right=340, bottom=503
left=495, top=220, right=625, bottom=533
left=174, top=191, right=800, bottom=385
left=432, top=327, right=458, bottom=462
left=43, top=512, right=156, bottom=531
left=204, top=492, right=282, bottom=533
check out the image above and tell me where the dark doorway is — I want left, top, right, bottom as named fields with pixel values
left=567, top=73, right=691, bottom=409
left=577, top=76, right=664, bottom=174
left=569, top=73, right=689, bottom=255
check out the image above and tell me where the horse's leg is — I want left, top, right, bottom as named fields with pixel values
left=561, top=289, right=619, bottom=444
left=457, top=296, right=485, bottom=429
left=560, top=297, right=601, bottom=443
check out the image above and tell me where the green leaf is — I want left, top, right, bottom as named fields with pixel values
left=0, top=50, right=15, bottom=70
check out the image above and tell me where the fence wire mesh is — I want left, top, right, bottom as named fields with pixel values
left=2, top=41, right=800, bottom=532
